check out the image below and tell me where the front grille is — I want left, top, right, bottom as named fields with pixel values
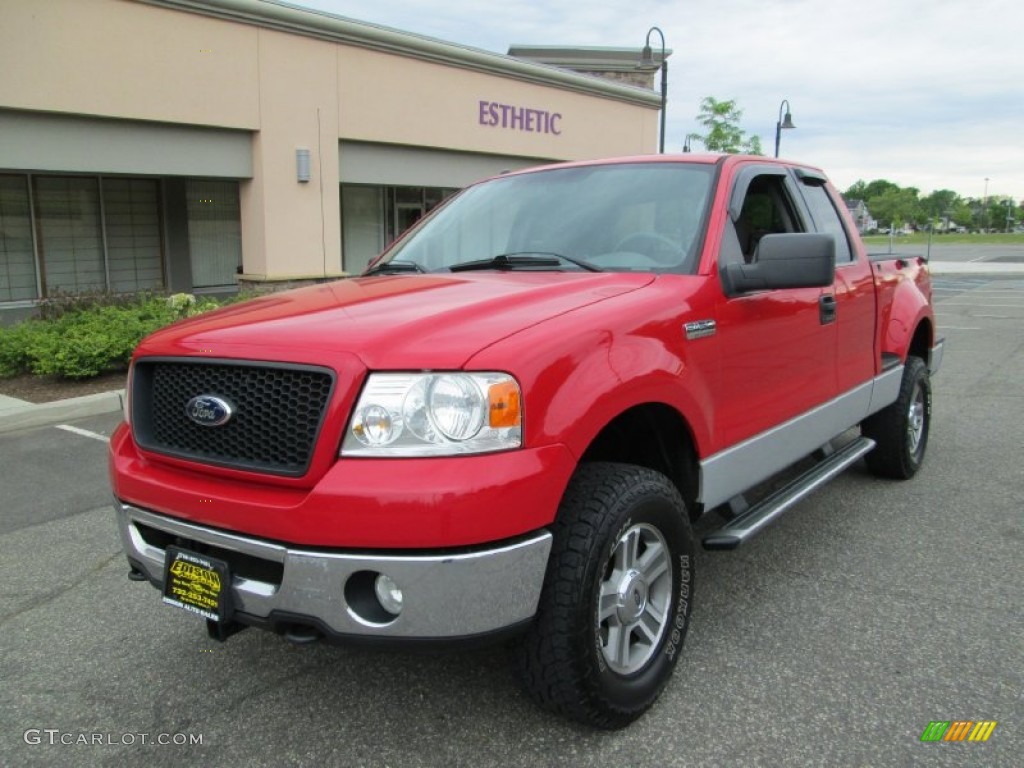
left=132, top=359, right=335, bottom=476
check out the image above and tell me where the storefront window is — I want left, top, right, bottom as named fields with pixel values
left=341, top=185, right=457, bottom=275
left=1, top=174, right=168, bottom=302
left=341, top=186, right=384, bottom=275
left=34, top=176, right=106, bottom=295
left=186, top=180, right=241, bottom=288
left=0, top=175, right=37, bottom=301
left=103, top=178, right=164, bottom=292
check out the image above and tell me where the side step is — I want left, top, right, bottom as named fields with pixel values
left=702, top=437, right=876, bottom=550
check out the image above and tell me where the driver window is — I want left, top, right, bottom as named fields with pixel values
left=725, top=175, right=803, bottom=265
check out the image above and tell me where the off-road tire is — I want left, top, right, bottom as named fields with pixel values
left=514, top=462, right=694, bottom=729
left=862, top=355, right=932, bottom=479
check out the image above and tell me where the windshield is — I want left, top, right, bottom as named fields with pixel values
left=376, top=162, right=716, bottom=274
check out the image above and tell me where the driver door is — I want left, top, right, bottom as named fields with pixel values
left=710, top=165, right=839, bottom=449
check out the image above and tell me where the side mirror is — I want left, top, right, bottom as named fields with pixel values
left=722, top=233, right=835, bottom=295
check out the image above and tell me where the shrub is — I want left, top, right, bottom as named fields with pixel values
left=35, top=289, right=165, bottom=321
left=0, top=292, right=226, bottom=380
left=0, top=323, right=39, bottom=378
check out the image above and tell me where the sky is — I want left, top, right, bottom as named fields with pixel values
left=285, top=0, right=1023, bottom=201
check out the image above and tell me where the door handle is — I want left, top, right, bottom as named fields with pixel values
left=819, top=294, right=837, bottom=325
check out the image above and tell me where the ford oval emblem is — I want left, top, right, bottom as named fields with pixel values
left=185, top=395, right=234, bottom=427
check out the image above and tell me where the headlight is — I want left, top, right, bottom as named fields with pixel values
left=342, top=372, right=522, bottom=457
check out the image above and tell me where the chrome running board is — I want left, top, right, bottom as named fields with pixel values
left=702, top=437, right=876, bottom=550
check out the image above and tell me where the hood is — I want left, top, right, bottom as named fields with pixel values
left=137, top=272, right=655, bottom=369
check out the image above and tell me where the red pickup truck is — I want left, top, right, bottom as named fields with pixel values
left=110, top=154, right=942, bottom=728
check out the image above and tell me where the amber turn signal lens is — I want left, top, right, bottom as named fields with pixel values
left=488, top=380, right=521, bottom=428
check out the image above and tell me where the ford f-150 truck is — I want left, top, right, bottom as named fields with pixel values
left=110, top=154, right=943, bottom=728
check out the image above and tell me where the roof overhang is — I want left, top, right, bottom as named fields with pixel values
left=137, top=0, right=662, bottom=108
left=507, top=45, right=672, bottom=72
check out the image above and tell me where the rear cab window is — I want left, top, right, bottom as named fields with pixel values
left=794, top=171, right=854, bottom=264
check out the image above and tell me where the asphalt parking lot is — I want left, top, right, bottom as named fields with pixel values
left=2, top=277, right=1021, bottom=767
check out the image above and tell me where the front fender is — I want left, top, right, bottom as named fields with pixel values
left=466, top=282, right=716, bottom=463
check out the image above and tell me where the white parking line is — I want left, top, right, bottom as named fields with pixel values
left=55, top=424, right=110, bottom=443
left=935, top=292, right=1024, bottom=297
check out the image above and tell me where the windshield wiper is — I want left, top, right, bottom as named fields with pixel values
left=364, top=259, right=426, bottom=275
left=449, top=252, right=603, bottom=273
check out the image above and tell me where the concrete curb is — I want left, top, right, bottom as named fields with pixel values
left=0, top=389, right=124, bottom=435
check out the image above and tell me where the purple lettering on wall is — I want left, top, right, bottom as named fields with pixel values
left=477, top=100, right=564, bottom=136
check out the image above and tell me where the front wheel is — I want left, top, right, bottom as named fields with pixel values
left=862, top=356, right=932, bottom=479
left=514, top=462, right=694, bottom=729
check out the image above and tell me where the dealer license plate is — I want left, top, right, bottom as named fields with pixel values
left=162, top=546, right=231, bottom=622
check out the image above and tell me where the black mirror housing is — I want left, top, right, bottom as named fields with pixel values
left=722, top=233, right=835, bottom=295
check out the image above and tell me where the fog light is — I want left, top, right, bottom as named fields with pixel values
left=374, top=574, right=403, bottom=616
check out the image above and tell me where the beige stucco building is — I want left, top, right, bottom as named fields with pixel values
left=0, top=0, right=663, bottom=312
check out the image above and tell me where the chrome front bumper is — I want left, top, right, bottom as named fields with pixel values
left=115, top=501, right=551, bottom=639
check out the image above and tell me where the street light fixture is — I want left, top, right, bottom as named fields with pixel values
left=636, top=27, right=667, bottom=154
left=774, top=99, right=796, bottom=158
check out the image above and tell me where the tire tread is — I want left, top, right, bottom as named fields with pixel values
left=514, top=462, right=691, bottom=729
left=863, top=355, right=930, bottom=479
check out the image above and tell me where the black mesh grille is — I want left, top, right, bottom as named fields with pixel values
left=132, top=360, right=334, bottom=476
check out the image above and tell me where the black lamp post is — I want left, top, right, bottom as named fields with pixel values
left=636, top=27, right=667, bottom=154
left=774, top=99, right=796, bottom=158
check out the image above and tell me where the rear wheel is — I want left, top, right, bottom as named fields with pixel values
left=862, top=356, right=931, bottom=479
left=514, top=462, right=694, bottom=729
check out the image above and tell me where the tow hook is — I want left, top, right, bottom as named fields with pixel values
left=206, top=618, right=247, bottom=643
left=282, top=624, right=322, bottom=645
left=127, top=567, right=148, bottom=582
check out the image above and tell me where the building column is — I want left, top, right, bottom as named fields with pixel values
left=239, top=29, right=341, bottom=288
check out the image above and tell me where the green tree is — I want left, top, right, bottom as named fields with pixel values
left=689, top=97, right=763, bottom=155
left=949, top=201, right=974, bottom=229
left=920, top=189, right=959, bottom=219
left=843, top=180, right=1019, bottom=233
left=843, top=179, right=923, bottom=229
left=990, top=197, right=1018, bottom=232
left=844, top=180, right=870, bottom=201
left=977, top=195, right=1015, bottom=232
left=920, top=189, right=966, bottom=231
left=869, top=186, right=923, bottom=229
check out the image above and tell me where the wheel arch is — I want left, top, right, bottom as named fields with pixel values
left=878, top=276, right=935, bottom=365
left=908, top=316, right=933, bottom=363
left=578, top=403, right=702, bottom=520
